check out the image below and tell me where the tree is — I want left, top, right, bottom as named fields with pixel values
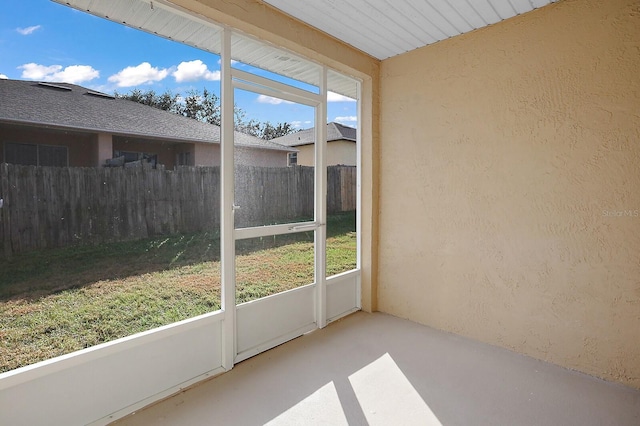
left=116, top=88, right=298, bottom=140
left=114, top=88, right=182, bottom=115
left=233, top=108, right=261, bottom=137
left=261, top=122, right=297, bottom=140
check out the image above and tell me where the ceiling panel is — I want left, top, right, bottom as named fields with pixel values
left=52, top=0, right=557, bottom=98
left=263, top=0, right=558, bottom=60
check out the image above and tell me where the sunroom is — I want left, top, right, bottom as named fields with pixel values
left=1, top=0, right=638, bottom=424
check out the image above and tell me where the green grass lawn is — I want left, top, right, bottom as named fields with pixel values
left=0, top=212, right=356, bottom=373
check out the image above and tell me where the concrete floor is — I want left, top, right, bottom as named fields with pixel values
left=114, top=312, right=640, bottom=426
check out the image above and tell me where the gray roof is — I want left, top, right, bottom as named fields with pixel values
left=272, top=122, right=356, bottom=147
left=0, top=79, right=295, bottom=152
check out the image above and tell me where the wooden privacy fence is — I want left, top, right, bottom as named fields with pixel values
left=0, top=163, right=356, bottom=256
left=234, top=165, right=314, bottom=227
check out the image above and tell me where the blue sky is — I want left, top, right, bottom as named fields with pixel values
left=0, top=0, right=357, bottom=129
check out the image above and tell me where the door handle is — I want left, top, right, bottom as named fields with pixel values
left=288, top=222, right=318, bottom=231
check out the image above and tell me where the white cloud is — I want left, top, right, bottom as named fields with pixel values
left=172, top=60, right=220, bottom=83
left=291, top=120, right=312, bottom=129
left=19, top=63, right=60, bottom=80
left=257, top=95, right=293, bottom=105
left=16, top=25, right=41, bottom=35
left=108, top=62, right=169, bottom=87
left=334, top=116, right=358, bottom=124
left=327, top=91, right=356, bottom=102
left=51, top=65, right=99, bottom=84
left=0, top=74, right=8, bottom=80
left=18, top=63, right=99, bottom=84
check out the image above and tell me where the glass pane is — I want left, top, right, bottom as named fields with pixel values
left=235, top=232, right=315, bottom=304
left=326, top=194, right=357, bottom=277
left=325, top=79, right=358, bottom=277
left=1, top=4, right=222, bottom=373
left=0, top=164, right=222, bottom=374
left=39, top=145, right=68, bottom=167
left=4, top=142, right=37, bottom=166
left=234, top=88, right=315, bottom=228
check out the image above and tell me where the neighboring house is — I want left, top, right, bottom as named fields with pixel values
left=272, top=122, right=356, bottom=167
left=0, top=79, right=295, bottom=169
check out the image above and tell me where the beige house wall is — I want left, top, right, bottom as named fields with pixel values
left=295, top=140, right=357, bottom=167
left=294, top=145, right=314, bottom=167
left=192, top=143, right=288, bottom=167
left=194, top=142, right=218, bottom=166
left=328, top=140, right=356, bottom=166
left=378, top=0, right=640, bottom=389
left=96, top=133, right=113, bottom=167
left=236, top=146, right=288, bottom=168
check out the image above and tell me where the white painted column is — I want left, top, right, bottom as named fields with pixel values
left=356, top=81, right=363, bottom=309
left=220, top=28, right=236, bottom=370
left=315, top=68, right=328, bottom=328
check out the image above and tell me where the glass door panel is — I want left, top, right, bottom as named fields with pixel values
left=233, top=88, right=316, bottom=229
left=231, top=82, right=319, bottom=361
left=232, top=85, right=317, bottom=300
left=235, top=232, right=315, bottom=304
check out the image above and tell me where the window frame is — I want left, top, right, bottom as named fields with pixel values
left=287, top=152, right=298, bottom=167
left=4, top=141, right=69, bottom=167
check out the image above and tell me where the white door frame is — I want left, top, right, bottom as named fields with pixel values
left=220, top=28, right=328, bottom=367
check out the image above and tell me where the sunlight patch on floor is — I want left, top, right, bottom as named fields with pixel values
left=265, top=381, right=349, bottom=425
left=349, top=352, right=443, bottom=425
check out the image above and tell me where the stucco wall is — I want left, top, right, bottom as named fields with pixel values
left=235, top=146, right=288, bottom=168
left=295, top=140, right=357, bottom=167
left=194, top=142, right=217, bottom=166
left=328, top=140, right=357, bottom=166
left=378, top=0, right=640, bottom=388
left=294, top=145, right=314, bottom=167
left=96, top=133, right=113, bottom=167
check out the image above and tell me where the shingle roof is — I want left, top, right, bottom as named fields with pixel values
left=272, top=122, right=356, bottom=147
left=0, top=79, right=295, bottom=152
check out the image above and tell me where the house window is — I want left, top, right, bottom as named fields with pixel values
left=4, top=142, right=68, bottom=167
left=176, top=151, right=192, bottom=166
left=39, top=145, right=69, bottom=167
left=288, top=152, right=297, bottom=167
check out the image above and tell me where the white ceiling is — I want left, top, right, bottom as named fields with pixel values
left=51, top=0, right=557, bottom=97
left=262, top=0, right=557, bottom=60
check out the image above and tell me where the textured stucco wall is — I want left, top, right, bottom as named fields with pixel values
left=96, top=133, right=113, bottom=167
left=379, top=0, right=640, bottom=388
left=327, top=140, right=357, bottom=166
left=194, top=142, right=218, bottom=166
left=235, top=147, right=288, bottom=168
left=295, top=145, right=314, bottom=167
left=293, top=140, right=357, bottom=167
